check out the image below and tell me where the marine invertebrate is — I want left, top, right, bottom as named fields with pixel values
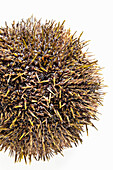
left=0, top=16, right=104, bottom=163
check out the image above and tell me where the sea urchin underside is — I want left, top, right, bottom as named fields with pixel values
left=0, top=16, right=104, bottom=163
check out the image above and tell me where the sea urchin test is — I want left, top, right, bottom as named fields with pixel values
left=0, top=17, right=105, bottom=163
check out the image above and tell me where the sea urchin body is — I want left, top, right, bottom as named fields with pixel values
left=0, top=17, right=104, bottom=163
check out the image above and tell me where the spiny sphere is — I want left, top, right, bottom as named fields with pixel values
left=0, top=17, right=104, bottom=163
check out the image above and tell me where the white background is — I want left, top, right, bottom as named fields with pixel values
left=0, top=0, right=113, bottom=169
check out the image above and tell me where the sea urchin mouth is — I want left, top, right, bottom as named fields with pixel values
left=0, top=16, right=104, bottom=163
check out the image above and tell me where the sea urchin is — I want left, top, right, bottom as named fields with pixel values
left=0, top=16, right=104, bottom=163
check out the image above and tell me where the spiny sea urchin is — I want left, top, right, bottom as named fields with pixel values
left=0, top=16, right=105, bottom=163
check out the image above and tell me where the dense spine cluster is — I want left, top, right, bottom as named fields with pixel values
left=0, top=17, right=104, bottom=163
